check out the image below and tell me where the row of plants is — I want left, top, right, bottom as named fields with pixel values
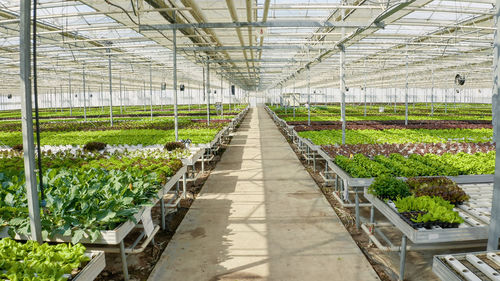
left=0, top=149, right=184, bottom=243
left=269, top=104, right=492, bottom=116
left=291, top=120, right=491, bottom=132
left=282, top=114, right=492, bottom=122
left=334, top=152, right=495, bottom=178
left=322, top=142, right=495, bottom=158
left=0, top=127, right=220, bottom=147
left=368, top=176, right=467, bottom=229
left=0, top=116, right=228, bottom=133
left=0, top=238, right=90, bottom=280
left=298, top=128, right=492, bottom=145
left=0, top=104, right=245, bottom=120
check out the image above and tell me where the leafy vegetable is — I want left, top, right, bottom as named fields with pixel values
left=406, top=177, right=469, bottom=205
left=0, top=238, right=90, bottom=280
left=368, top=175, right=411, bottom=201
left=394, top=196, right=464, bottom=226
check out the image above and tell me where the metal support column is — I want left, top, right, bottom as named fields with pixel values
left=307, top=65, right=311, bottom=126
left=487, top=2, right=500, bottom=250
left=399, top=235, right=408, bottom=281
left=339, top=1, right=346, bottom=144
left=20, top=0, right=42, bottom=243
left=107, top=48, right=113, bottom=127
left=221, top=75, right=224, bottom=117
left=363, top=60, right=367, bottom=117
left=206, top=59, right=211, bottom=125
left=431, top=64, right=434, bottom=116
left=83, top=65, right=87, bottom=121
left=150, top=62, right=153, bottom=121
left=173, top=12, right=179, bottom=140
left=69, top=73, right=72, bottom=116
left=405, top=45, right=409, bottom=126
left=119, top=75, right=123, bottom=114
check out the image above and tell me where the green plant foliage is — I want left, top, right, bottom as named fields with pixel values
left=0, top=238, right=90, bottom=280
left=269, top=104, right=492, bottom=121
left=0, top=128, right=220, bottom=146
left=368, top=175, right=411, bottom=201
left=406, top=177, right=470, bottom=205
left=334, top=152, right=495, bottom=178
left=297, top=128, right=492, bottom=145
left=394, top=196, right=464, bottom=224
left=0, top=150, right=184, bottom=243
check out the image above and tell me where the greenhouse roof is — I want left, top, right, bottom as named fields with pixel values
left=0, top=0, right=495, bottom=94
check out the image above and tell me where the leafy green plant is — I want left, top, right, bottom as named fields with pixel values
left=394, top=196, right=464, bottom=227
left=0, top=238, right=90, bottom=280
left=0, top=150, right=185, bottom=243
left=83, top=141, right=107, bottom=152
left=164, top=141, right=186, bottom=151
left=406, top=177, right=469, bottom=205
left=368, top=175, right=411, bottom=200
left=333, top=152, right=494, bottom=178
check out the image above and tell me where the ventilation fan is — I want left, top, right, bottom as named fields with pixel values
left=455, top=74, right=465, bottom=86
left=7, top=94, right=12, bottom=99
left=345, top=87, right=349, bottom=92
left=89, top=94, right=93, bottom=98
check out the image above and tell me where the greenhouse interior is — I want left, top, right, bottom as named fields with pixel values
left=2, top=0, right=500, bottom=280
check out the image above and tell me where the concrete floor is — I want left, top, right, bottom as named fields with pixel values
left=148, top=107, right=380, bottom=281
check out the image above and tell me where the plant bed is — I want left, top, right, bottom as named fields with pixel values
left=0, top=150, right=186, bottom=244
left=322, top=142, right=495, bottom=158
left=0, top=238, right=105, bottom=281
left=6, top=166, right=187, bottom=245
left=364, top=192, right=488, bottom=243
left=291, top=119, right=492, bottom=132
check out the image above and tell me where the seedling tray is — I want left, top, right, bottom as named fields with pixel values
left=433, top=251, right=500, bottom=281
left=365, top=193, right=488, bottom=244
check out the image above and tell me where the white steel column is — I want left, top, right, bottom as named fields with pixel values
left=405, top=45, right=409, bottom=126
left=173, top=12, right=179, bottom=141
left=107, top=48, right=113, bottom=127
left=83, top=65, right=87, bottom=121
left=431, top=64, right=434, bottom=116
left=363, top=60, right=367, bottom=117
left=150, top=62, right=154, bottom=121
left=206, top=59, right=211, bottom=125
left=307, top=66, right=311, bottom=126
left=119, top=75, right=123, bottom=114
left=69, top=73, right=72, bottom=116
left=20, top=0, right=42, bottom=243
left=339, top=1, right=346, bottom=145
left=487, top=1, right=500, bottom=250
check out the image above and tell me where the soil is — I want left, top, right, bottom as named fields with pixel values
left=94, top=149, right=226, bottom=281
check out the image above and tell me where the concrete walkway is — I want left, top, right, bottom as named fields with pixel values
left=148, top=107, right=379, bottom=281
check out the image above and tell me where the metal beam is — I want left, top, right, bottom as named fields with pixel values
left=139, top=20, right=383, bottom=31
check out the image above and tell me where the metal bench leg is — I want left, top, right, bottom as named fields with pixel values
left=182, top=173, right=187, bottom=199
left=355, top=191, right=360, bottom=230
left=370, top=205, right=375, bottom=224
left=160, top=198, right=166, bottom=231
left=399, top=235, right=408, bottom=281
left=120, top=240, right=129, bottom=281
